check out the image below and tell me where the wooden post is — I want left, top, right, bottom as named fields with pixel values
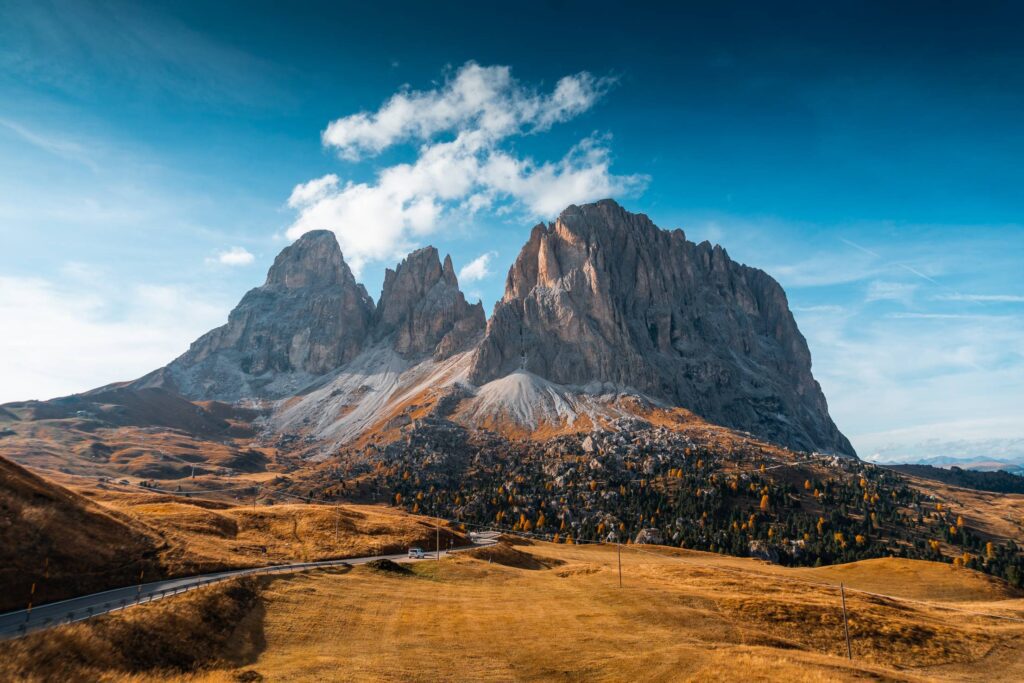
left=840, top=582, right=852, bottom=659
left=436, top=519, right=441, bottom=561
left=617, top=543, right=622, bottom=588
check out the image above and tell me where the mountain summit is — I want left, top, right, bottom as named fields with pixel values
left=133, top=200, right=852, bottom=456
left=135, top=230, right=376, bottom=400
left=472, top=200, right=853, bottom=455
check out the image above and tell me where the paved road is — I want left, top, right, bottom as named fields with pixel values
left=0, top=532, right=499, bottom=640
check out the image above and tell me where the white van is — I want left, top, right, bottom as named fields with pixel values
left=407, top=547, right=426, bottom=559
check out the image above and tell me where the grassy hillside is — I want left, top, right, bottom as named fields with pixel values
left=0, top=455, right=164, bottom=613
left=0, top=455, right=464, bottom=614
left=3, top=539, right=1022, bottom=681
left=96, top=492, right=466, bottom=573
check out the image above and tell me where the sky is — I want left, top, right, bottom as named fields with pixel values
left=1, top=0, right=1022, bottom=462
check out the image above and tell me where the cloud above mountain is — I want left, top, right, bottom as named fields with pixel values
left=286, top=62, right=647, bottom=274
left=458, top=251, right=496, bottom=283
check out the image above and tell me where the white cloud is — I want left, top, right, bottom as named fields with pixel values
left=459, top=251, right=496, bottom=283
left=287, top=62, right=646, bottom=275
left=209, top=246, right=255, bottom=266
left=854, top=417, right=1024, bottom=462
left=288, top=175, right=339, bottom=208
left=865, top=280, right=917, bottom=306
left=794, top=300, right=1024, bottom=462
left=321, top=63, right=610, bottom=160
left=0, top=275, right=229, bottom=403
left=936, top=293, right=1024, bottom=303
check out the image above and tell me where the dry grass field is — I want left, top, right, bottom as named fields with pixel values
left=4, top=537, right=1021, bottom=682
left=0, top=452, right=464, bottom=612
left=100, top=493, right=467, bottom=572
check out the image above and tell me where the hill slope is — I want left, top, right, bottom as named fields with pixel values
left=4, top=540, right=1021, bottom=681
left=0, top=454, right=163, bottom=613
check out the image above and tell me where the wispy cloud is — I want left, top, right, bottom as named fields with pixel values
left=887, top=312, right=1005, bottom=320
left=866, top=280, right=917, bottom=306
left=0, top=0, right=283, bottom=107
left=0, top=118, right=98, bottom=170
left=936, top=293, right=1024, bottom=303
left=0, top=275, right=230, bottom=402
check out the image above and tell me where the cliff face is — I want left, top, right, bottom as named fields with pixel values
left=139, top=230, right=376, bottom=401
left=374, top=247, right=486, bottom=359
left=469, top=200, right=854, bottom=456
left=139, top=232, right=481, bottom=402
left=130, top=201, right=851, bottom=455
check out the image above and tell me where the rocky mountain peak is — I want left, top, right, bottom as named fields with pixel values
left=375, top=246, right=485, bottom=358
left=473, top=199, right=854, bottom=456
left=136, top=230, right=375, bottom=401
left=264, top=229, right=357, bottom=289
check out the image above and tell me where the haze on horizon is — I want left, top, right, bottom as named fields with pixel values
left=1, top=0, right=1021, bottom=464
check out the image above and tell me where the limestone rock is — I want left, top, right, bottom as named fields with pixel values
left=470, top=200, right=854, bottom=456
left=634, top=528, right=665, bottom=545
left=137, top=230, right=374, bottom=400
left=374, top=247, right=485, bottom=358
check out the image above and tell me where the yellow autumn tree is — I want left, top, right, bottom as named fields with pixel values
left=759, top=494, right=770, bottom=511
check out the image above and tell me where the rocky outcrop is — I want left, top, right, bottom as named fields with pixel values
left=470, top=200, right=854, bottom=456
left=137, top=230, right=375, bottom=401
left=136, top=233, right=484, bottom=402
left=373, top=247, right=485, bottom=358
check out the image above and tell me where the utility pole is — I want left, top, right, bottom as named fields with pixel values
left=840, top=583, right=852, bottom=659
left=436, top=519, right=441, bottom=561
left=617, top=542, right=622, bottom=588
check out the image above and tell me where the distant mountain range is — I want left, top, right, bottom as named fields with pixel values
left=866, top=453, right=1024, bottom=473
left=113, top=199, right=853, bottom=456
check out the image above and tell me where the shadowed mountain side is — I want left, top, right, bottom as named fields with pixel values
left=470, top=200, right=854, bottom=456
left=0, top=454, right=163, bottom=613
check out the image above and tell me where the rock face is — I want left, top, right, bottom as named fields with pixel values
left=130, top=201, right=851, bottom=456
left=138, top=233, right=482, bottom=402
left=374, top=247, right=485, bottom=358
left=470, top=200, right=854, bottom=456
left=138, top=230, right=375, bottom=400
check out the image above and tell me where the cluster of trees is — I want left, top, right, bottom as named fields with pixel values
left=890, top=464, right=1024, bottom=494
left=341, top=419, right=1024, bottom=587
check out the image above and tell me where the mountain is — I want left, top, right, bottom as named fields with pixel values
left=470, top=200, right=853, bottom=455
left=11, top=200, right=851, bottom=457
left=134, top=230, right=376, bottom=401
left=373, top=246, right=486, bottom=358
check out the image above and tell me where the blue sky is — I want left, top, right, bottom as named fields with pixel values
left=1, top=0, right=1021, bottom=461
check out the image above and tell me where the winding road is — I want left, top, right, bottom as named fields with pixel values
left=0, top=532, right=499, bottom=640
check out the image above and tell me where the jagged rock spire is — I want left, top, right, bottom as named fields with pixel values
left=375, top=246, right=485, bottom=358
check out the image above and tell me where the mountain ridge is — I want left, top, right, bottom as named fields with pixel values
left=42, top=200, right=852, bottom=456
